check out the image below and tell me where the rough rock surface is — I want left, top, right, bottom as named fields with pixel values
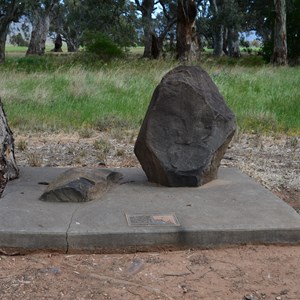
left=40, top=168, right=123, bottom=202
left=134, top=65, right=236, bottom=187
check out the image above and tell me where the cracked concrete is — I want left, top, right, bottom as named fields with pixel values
left=1, top=167, right=300, bottom=254
left=66, top=206, right=81, bottom=253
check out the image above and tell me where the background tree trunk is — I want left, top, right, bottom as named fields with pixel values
left=0, top=99, right=19, bottom=194
left=0, top=28, right=8, bottom=64
left=222, top=27, right=228, bottom=55
left=0, top=1, right=24, bottom=64
left=176, top=0, right=199, bottom=61
left=66, top=39, right=78, bottom=52
left=212, top=24, right=224, bottom=56
left=53, top=34, right=63, bottom=52
left=210, top=0, right=224, bottom=57
left=136, top=0, right=155, bottom=58
left=26, top=9, right=51, bottom=56
left=271, top=0, right=287, bottom=65
left=227, top=27, right=241, bottom=57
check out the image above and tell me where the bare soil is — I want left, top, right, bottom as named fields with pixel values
left=1, top=131, right=299, bottom=300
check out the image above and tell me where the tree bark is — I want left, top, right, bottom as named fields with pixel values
left=151, top=18, right=177, bottom=59
left=0, top=1, right=24, bottom=63
left=0, top=28, right=8, bottom=64
left=176, top=0, right=199, bottom=61
left=135, top=0, right=155, bottom=58
left=271, top=0, right=287, bottom=65
left=66, top=39, right=79, bottom=52
left=0, top=99, right=19, bottom=194
left=210, top=0, right=224, bottom=57
left=222, top=27, right=228, bottom=55
left=26, top=9, right=51, bottom=56
left=212, top=24, right=223, bottom=56
left=53, top=34, right=63, bottom=52
left=227, top=27, right=241, bottom=57
left=59, top=27, right=80, bottom=52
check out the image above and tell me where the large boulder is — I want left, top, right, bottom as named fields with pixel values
left=40, top=168, right=122, bottom=202
left=134, top=65, right=236, bottom=187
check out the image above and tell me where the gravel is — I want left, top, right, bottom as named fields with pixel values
left=13, top=131, right=300, bottom=213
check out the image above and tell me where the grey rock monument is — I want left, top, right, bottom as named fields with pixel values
left=134, top=65, right=236, bottom=187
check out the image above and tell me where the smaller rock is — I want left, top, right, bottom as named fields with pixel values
left=40, top=168, right=122, bottom=202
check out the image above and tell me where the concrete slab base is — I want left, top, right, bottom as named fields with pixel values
left=1, top=167, right=300, bottom=254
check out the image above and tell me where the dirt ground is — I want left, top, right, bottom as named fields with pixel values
left=1, top=246, right=300, bottom=300
left=1, top=131, right=299, bottom=300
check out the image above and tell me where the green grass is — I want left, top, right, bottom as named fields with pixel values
left=0, top=58, right=177, bottom=132
left=0, top=53, right=299, bottom=135
left=211, top=66, right=300, bottom=134
left=5, top=43, right=69, bottom=58
left=5, top=45, right=29, bottom=53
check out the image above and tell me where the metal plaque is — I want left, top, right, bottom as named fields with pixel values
left=125, top=213, right=180, bottom=227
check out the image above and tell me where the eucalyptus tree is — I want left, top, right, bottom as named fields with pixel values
left=26, top=0, right=60, bottom=56
left=151, top=0, right=177, bottom=58
left=176, top=0, right=199, bottom=60
left=134, top=0, right=155, bottom=57
left=75, top=0, right=137, bottom=48
left=271, top=0, right=287, bottom=65
left=209, top=0, right=224, bottom=56
left=223, top=0, right=243, bottom=57
left=243, top=0, right=291, bottom=64
left=0, top=0, right=25, bottom=63
left=134, top=0, right=177, bottom=58
left=286, top=0, right=300, bottom=62
left=50, top=0, right=83, bottom=52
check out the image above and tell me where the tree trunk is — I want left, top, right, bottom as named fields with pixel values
left=53, top=34, right=63, bottom=52
left=222, top=27, right=228, bottom=55
left=170, top=32, right=175, bottom=50
left=26, top=9, right=51, bottom=56
left=152, top=19, right=177, bottom=59
left=271, top=0, right=287, bottom=65
left=66, top=38, right=79, bottom=52
left=0, top=99, right=19, bottom=195
left=176, top=0, right=199, bottom=61
left=0, top=27, right=8, bottom=64
left=212, top=24, right=223, bottom=56
left=227, top=27, right=241, bottom=57
left=66, top=41, right=77, bottom=52
left=210, top=0, right=224, bottom=57
left=0, top=1, right=24, bottom=64
left=60, top=27, right=80, bottom=52
left=137, top=0, right=155, bottom=58
left=143, top=25, right=153, bottom=58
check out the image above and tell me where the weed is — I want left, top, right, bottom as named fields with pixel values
left=16, top=139, right=28, bottom=151
left=74, top=157, right=82, bottom=165
left=116, top=148, right=125, bottom=157
left=78, top=150, right=86, bottom=157
left=67, top=146, right=76, bottom=154
left=93, top=138, right=111, bottom=154
left=27, top=152, right=42, bottom=167
left=96, top=152, right=107, bottom=163
left=95, top=116, right=131, bottom=132
left=110, top=128, right=124, bottom=141
left=78, top=127, right=93, bottom=138
left=286, top=137, right=299, bottom=149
